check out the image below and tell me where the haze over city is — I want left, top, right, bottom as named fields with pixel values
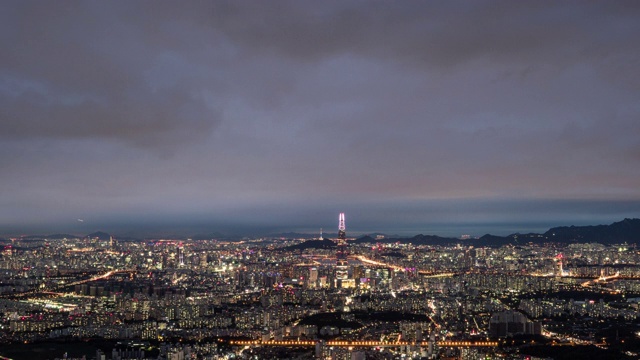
left=1, top=1, right=640, bottom=236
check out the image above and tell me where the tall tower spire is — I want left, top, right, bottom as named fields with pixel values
left=335, top=212, right=349, bottom=286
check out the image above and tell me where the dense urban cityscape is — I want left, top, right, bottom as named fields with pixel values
left=1, top=214, right=640, bottom=359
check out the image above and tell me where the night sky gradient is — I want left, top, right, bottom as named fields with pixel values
left=1, top=1, right=640, bottom=236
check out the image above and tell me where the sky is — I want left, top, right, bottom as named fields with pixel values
left=1, top=1, right=640, bottom=237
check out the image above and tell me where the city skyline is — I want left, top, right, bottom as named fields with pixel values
left=2, top=1, right=640, bottom=236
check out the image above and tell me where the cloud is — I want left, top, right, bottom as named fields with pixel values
left=209, top=1, right=640, bottom=68
left=0, top=1, right=221, bottom=149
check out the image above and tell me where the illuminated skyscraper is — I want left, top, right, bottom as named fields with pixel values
left=309, top=267, right=318, bottom=288
left=556, top=253, right=564, bottom=276
left=178, top=243, right=184, bottom=267
left=335, top=213, right=349, bottom=285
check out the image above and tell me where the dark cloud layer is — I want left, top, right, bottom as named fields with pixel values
left=1, top=1, right=639, bottom=236
left=210, top=1, right=640, bottom=68
left=0, top=1, right=220, bottom=148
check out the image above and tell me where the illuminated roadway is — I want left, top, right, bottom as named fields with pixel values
left=50, top=269, right=137, bottom=290
left=580, top=272, right=621, bottom=288
left=0, top=269, right=134, bottom=298
left=229, top=340, right=499, bottom=348
left=355, top=255, right=455, bottom=278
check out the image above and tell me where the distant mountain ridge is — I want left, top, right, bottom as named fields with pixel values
left=9, top=218, right=640, bottom=246
left=384, top=218, right=640, bottom=246
left=86, top=231, right=112, bottom=240
left=544, top=218, right=640, bottom=244
left=19, top=233, right=80, bottom=240
left=190, top=232, right=226, bottom=240
left=352, top=234, right=458, bottom=246
left=281, top=238, right=336, bottom=251
left=286, top=218, right=640, bottom=248
left=270, top=232, right=336, bottom=239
